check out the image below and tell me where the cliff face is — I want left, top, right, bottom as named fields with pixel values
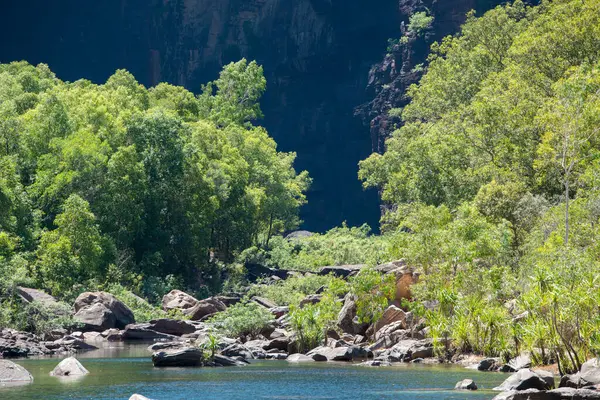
left=356, top=0, right=505, bottom=154
left=0, top=0, right=502, bottom=231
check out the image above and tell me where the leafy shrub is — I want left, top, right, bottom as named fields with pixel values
left=240, top=224, right=391, bottom=272
left=288, top=278, right=346, bottom=352
left=246, top=274, right=343, bottom=306
left=208, top=301, right=272, bottom=339
left=106, top=284, right=166, bottom=322
left=350, top=267, right=395, bottom=325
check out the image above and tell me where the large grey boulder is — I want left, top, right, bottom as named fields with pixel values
left=0, top=360, right=33, bottom=383
left=162, top=290, right=198, bottom=312
left=337, top=294, right=368, bottom=335
left=73, top=292, right=135, bottom=331
left=184, top=297, right=227, bottom=321
left=501, top=353, right=532, bottom=372
left=378, top=339, right=433, bottom=362
left=17, top=287, right=58, bottom=306
left=129, top=395, right=152, bottom=400
left=50, top=357, right=89, bottom=377
left=152, top=348, right=203, bottom=367
left=494, top=369, right=555, bottom=391
left=307, top=346, right=372, bottom=362
left=561, top=358, right=600, bottom=388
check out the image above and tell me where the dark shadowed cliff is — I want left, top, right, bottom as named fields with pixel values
left=0, top=0, right=503, bottom=231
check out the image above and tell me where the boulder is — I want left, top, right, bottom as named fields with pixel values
left=221, top=344, right=255, bottom=360
left=147, top=319, right=196, bottom=336
left=52, top=336, right=98, bottom=351
left=148, top=342, right=184, bottom=352
left=129, top=395, right=152, bottom=400
left=184, top=298, right=227, bottom=321
left=269, top=306, right=289, bottom=319
left=251, top=296, right=277, bottom=309
left=17, top=287, right=58, bottom=306
left=493, top=388, right=600, bottom=400
left=212, top=354, right=246, bottom=367
left=319, top=264, right=365, bottom=278
left=49, top=357, right=89, bottom=377
left=374, top=306, right=407, bottom=333
left=501, top=353, right=532, bottom=373
left=122, top=324, right=180, bottom=341
left=74, top=302, right=116, bottom=332
left=307, top=346, right=372, bottom=362
left=82, top=331, right=103, bottom=342
left=152, top=348, right=203, bottom=367
left=561, top=358, right=600, bottom=388
left=161, top=290, right=198, bottom=312
left=0, top=360, right=33, bottom=383
left=337, top=294, right=360, bottom=334
left=73, top=292, right=135, bottom=331
left=264, top=337, right=290, bottom=352
left=377, top=339, right=433, bottom=362
left=299, top=294, right=322, bottom=307
left=478, top=357, right=501, bottom=371
left=494, top=369, right=555, bottom=391
left=266, top=353, right=288, bottom=360
left=287, top=353, right=314, bottom=362
left=360, top=360, right=392, bottom=367
left=455, top=379, right=477, bottom=390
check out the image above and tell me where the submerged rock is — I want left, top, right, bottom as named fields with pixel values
left=493, top=388, right=600, bottom=400
left=455, top=379, right=477, bottom=390
left=0, top=360, right=33, bottom=383
left=50, top=357, right=89, bottom=377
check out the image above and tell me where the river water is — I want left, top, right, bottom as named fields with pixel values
left=1, top=344, right=508, bottom=400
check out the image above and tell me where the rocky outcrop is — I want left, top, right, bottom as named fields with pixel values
left=307, top=345, right=372, bottom=362
left=73, top=292, right=135, bottom=331
left=0, top=328, right=97, bottom=358
left=49, top=357, right=89, bottom=377
left=147, top=319, right=196, bottom=336
left=375, top=339, right=433, bottom=362
left=374, top=305, right=407, bottom=333
left=17, top=287, right=58, bottom=305
left=494, top=369, right=555, bottom=392
left=319, top=265, right=366, bottom=278
left=337, top=294, right=368, bottom=335
left=0, top=360, right=33, bottom=383
left=162, top=290, right=198, bottom=313
left=184, top=297, right=227, bottom=321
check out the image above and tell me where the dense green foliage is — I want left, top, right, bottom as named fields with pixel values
left=208, top=301, right=273, bottom=339
left=0, top=60, right=309, bottom=300
left=239, top=224, right=390, bottom=272
left=360, top=0, right=600, bottom=373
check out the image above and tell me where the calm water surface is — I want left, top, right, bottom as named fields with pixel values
left=1, top=344, right=508, bottom=400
